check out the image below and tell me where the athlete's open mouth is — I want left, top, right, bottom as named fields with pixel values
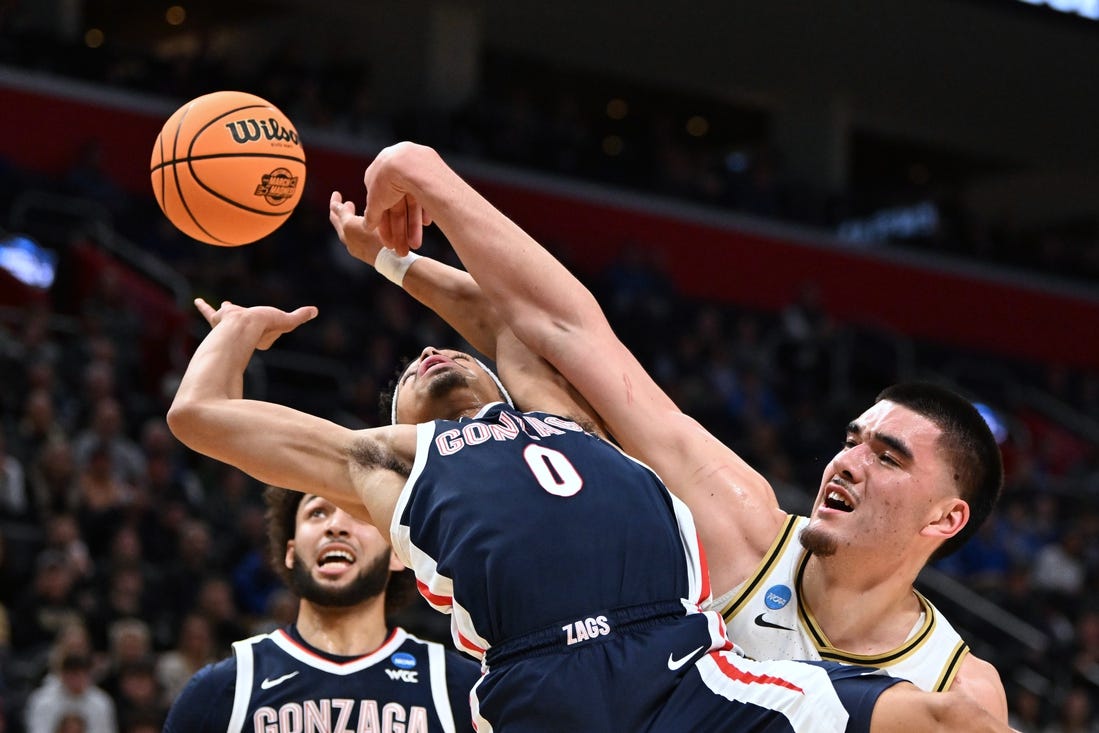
left=824, top=490, right=853, bottom=512
left=318, top=549, right=355, bottom=566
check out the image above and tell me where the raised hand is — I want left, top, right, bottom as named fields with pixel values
left=362, top=142, right=435, bottom=256
left=193, top=298, right=318, bottom=350
left=329, top=191, right=386, bottom=265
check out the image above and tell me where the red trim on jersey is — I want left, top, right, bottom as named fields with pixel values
left=457, top=630, right=486, bottom=655
left=695, top=532, right=712, bottom=604
left=275, top=627, right=400, bottom=664
left=711, top=652, right=804, bottom=693
left=417, top=578, right=453, bottom=607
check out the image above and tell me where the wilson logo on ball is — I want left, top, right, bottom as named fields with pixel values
left=225, top=118, right=301, bottom=146
left=254, top=168, right=299, bottom=205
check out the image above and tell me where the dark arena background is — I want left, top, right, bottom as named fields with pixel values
left=1, top=0, right=1098, bottom=729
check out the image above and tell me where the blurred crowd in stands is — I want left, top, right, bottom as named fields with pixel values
left=2, top=24, right=1099, bottom=287
left=1, top=20, right=1098, bottom=733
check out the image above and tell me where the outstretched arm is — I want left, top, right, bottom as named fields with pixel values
left=869, top=684, right=1012, bottom=733
left=361, top=142, right=785, bottom=592
left=167, top=299, right=415, bottom=541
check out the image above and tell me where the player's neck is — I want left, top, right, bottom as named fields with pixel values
left=801, top=553, right=924, bottom=652
left=294, top=598, right=391, bottom=656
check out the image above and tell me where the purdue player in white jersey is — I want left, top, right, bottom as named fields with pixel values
left=332, top=140, right=1009, bottom=721
left=166, top=297, right=1015, bottom=732
left=163, top=487, right=479, bottom=733
left=719, top=514, right=969, bottom=691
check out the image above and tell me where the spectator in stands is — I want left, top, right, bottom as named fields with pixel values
left=1042, top=685, right=1098, bottom=733
left=23, top=650, right=116, bottom=733
left=776, top=280, right=840, bottom=399
left=137, top=418, right=201, bottom=508
left=42, top=513, right=94, bottom=583
left=0, top=432, right=28, bottom=522
left=73, top=442, right=131, bottom=558
left=160, top=519, right=217, bottom=624
left=228, top=504, right=282, bottom=618
left=155, top=613, right=215, bottom=706
left=1072, top=609, right=1099, bottom=689
left=72, top=398, right=144, bottom=488
left=935, top=510, right=1013, bottom=595
left=111, top=656, right=165, bottom=732
left=1031, top=523, right=1088, bottom=606
left=190, top=577, right=247, bottom=657
left=98, top=618, right=152, bottom=701
left=85, top=567, right=153, bottom=654
left=1007, top=678, right=1047, bottom=732
left=28, top=438, right=81, bottom=521
left=52, top=713, right=89, bottom=733
left=8, top=386, right=66, bottom=473
left=9, top=550, right=83, bottom=661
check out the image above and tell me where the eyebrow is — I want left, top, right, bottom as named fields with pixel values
left=846, top=421, right=914, bottom=462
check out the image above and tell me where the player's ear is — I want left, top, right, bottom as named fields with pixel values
left=921, top=498, right=969, bottom=541
left=285, top=541, right=296, bottom=570
left=388, top=550, right=404, bottom=573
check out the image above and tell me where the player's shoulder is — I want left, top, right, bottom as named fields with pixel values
left=184, top=655, right=238, bottom=692
left=951, top=651, right=1008, bottom=721
left=163, top=656, right=237, bottom=733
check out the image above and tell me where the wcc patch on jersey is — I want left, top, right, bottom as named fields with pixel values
left=227, top=627, right=470, bottom=733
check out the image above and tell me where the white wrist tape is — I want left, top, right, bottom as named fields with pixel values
left=374, top=249, right=422, bottom=286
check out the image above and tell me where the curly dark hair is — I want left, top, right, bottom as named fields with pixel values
left=262, top=486, right=417, bottom=616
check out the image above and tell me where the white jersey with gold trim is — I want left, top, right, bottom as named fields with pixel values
left=714, top=514, right=969, bottom=692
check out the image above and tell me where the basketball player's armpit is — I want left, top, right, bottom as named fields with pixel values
left=343, top=432, right=415, bottom=540
left=349, top=436, right=411, bottom=477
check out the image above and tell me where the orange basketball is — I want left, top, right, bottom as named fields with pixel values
left=150, top=91, right=306, bottom=246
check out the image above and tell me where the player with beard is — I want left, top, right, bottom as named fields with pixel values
left=163, top=292, right=1018, bottom=732
left=332, top=141, right=1009, bottom=721
left=162, top=486, right=480, bottom=733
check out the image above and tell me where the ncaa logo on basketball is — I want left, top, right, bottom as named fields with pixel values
left=390, top=652, right=417, bottom=670
left=254, top=168, right=299, bottom=205
left=764, top=585, right=792, bottom=610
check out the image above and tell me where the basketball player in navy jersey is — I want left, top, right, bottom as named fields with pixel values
left=343, top=141, right=1009, bottom=722
left=162, top=484, right=479, bottom=732
left=167, top=293, right=1013, bottom=732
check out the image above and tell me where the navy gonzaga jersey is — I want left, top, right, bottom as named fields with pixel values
left=162, top=626, right=479, bottom=733
left=388, top=404, right=901, bottom=733
left=390, top=402, right=719, bottom=657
